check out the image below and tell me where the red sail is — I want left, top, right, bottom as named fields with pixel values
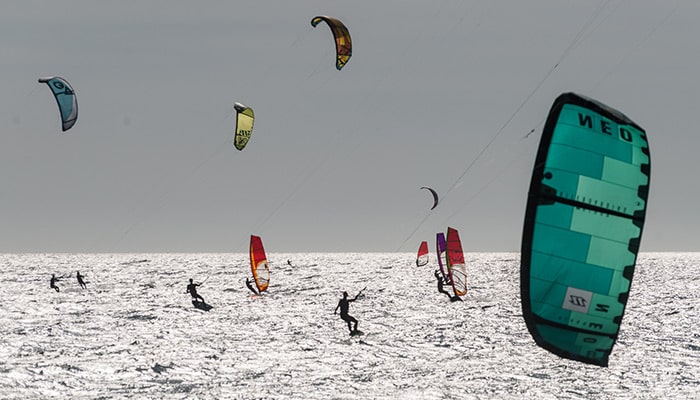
left=416, top=241, right=429, bottom=267
left=446, top=227, right=467, bottom=296
left=250, top=235, right=270, bottom=293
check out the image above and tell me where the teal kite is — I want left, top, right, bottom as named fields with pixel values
left=38, top=76, right=78, bottom=131
left=521, top=92, right=650, bottom=366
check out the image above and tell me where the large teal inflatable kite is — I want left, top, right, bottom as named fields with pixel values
left=521, top=92, right=650, bottom=366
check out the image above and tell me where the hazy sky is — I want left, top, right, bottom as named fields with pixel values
left=2, top=1, right=697, bottom=253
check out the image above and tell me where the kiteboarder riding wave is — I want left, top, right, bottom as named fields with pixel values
left=186, top=279, right=205, bottom=303
left=334, top=289, right=364, bottom=334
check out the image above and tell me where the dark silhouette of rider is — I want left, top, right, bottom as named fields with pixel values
left=186, top=279, right=205, bottom=303
left=334, top=291, right=361, bottom=333
left=50, top=274, right=60, bottom=292
left=77, top=271, right=87, bottom=289
left=434, top=270, right=452, bottom=299
left=245, top=277, right=259, bottom=295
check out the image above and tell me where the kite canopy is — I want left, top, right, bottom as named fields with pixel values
left=420, top=187, right=439, bottom=210
left=521, top=92, right=650, bottom=367
left=38, top=76, right=78, bottom=131
left=310, top=15, right=352, bottom=70
left=233, top=102, right=254, bottom=151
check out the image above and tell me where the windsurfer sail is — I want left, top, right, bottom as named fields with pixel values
left=520, top=92, right=651, bottom=367
left=416, top=241, right=429, bottom=267
left=436, top=232, right=450, bottom=284
left=446, top=227, right=467, bottom=299
left=250, top=235, right=270, bottom=294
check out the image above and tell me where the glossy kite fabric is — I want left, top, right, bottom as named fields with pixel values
left=38, top=76, right=78, bottom=131
left=416, top=241, right=429, bottom=267
left=446, top=227, right=467, bottom=297
left=520, top=92, right=650, bottom=367
left=233, top=102, right=254, bottom=151
left=436, top=232, right=449, bottom=283
left=310, top=16, right=352, bottom=70
left=250, top=235, right=270, bottom=293
left=420, top=187, right=439, bottom=210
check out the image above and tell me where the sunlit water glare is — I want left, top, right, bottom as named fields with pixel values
left=1, top=252, right=698, bottom=399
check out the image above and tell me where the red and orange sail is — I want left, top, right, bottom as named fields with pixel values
left=250, top=235, right=270, bottom=293
left=416, top=241, right=429, bottom=267
left=446, top=227, right=467, bottom=296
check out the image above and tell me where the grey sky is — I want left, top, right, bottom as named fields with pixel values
left=1, top=1, right=697, bottom=253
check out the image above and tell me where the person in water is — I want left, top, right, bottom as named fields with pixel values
left=245, top=277, right=259, bottom=295
left=50, top=274, right=60, bottom=292
left=434, top=270, right=452, bottom=299
left=186, top=278, right=205, bottom=303
left=334, top=290, right=363, bottom=334
left=76, top=271, right=87, bottom=289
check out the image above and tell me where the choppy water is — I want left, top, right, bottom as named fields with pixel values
left=0, top=252, right=698, bottom=399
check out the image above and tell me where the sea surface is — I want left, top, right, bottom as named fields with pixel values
left=0, top=252, right=698, bottom=399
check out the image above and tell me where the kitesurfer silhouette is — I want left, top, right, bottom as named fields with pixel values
left=334, top=289, right=364, bottom=334
left=50, top=274, right=60, bottom=292
left=76, top=271, right=87, bottom=289
left=245, top=277, right=259, bottom=295
left=186, top=278, right=205, bottom=303
left=434, top=270, right=452, bottom=299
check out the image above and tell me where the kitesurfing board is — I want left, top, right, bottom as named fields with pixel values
left=192, top=301, right=213, bottom=311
